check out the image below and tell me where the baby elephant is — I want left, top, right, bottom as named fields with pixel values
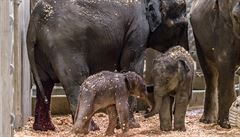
left=145, top=46, right=195, bottom=131
left=73, top=71, right=150, bottom=135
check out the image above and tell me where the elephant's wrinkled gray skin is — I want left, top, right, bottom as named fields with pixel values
left=145, top=46, right=195, bottom=131
left=27, top=0, right=188, bottom=131
left=72, top=71, right=151, bottom=135
left=232, top=1, right=240, bottom=38
left=148, top=0, right=189, bottom=51
left=190, top=0, right=240, bottom=128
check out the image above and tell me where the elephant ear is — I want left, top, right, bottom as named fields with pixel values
left=124, top=76, right=133, bottom=91
left=178, top=60, right=190, bottom=73
left=146, top=0, right=162, bottom=32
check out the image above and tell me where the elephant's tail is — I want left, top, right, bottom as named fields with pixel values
left=27, top=20, right=48, bottom=104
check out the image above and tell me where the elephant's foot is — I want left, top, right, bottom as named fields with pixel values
left=218, top=119, right=231, bottom=129
left=73, top=128, right=89, bottom=135
left=173, top=126, right=186, bottom=131
left=160, top=126, right=172, bottom=131
left=160, top=120, right=172, bottom=131
left=105, top=130, right=115, bottom=136
left=199, top=113, right=217, bottom=124
left=33, top=103, right=55, bottom=131
left=116, top=118, right=140, bottom=129
left=174, top=120, right=186, bottom=131
left=129, top=119, right=141, bottom=128
left=89, top=119, right=100, bottom=131
left=33, top=119, right=55, bottom=131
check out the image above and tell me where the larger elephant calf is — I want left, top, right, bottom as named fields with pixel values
left=144, top=46, right=195, bottom=131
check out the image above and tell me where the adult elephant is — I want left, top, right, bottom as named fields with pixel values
left=190, top=0, right=240, bottom=128
left=27, top=0, right=188, bottom=131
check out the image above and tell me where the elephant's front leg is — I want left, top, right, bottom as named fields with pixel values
left=174, top=92, right=190, bottom=131
left=217, top=65, right=236, bottom=128
left=115, top=97, right=130, bottom=133
left=159, top=96, right=174, bottom=131
left=195, top=36, right=218, bottom=124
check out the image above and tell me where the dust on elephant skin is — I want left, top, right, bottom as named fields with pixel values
left=27, top=0, right=188, bottom=131
left=73, top=71, right=151, bottom=135
left=145, top=46, right=195, bottom=131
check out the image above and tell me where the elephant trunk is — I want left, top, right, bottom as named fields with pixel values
left=144, top=93, right=154, bottom=111
left=144, top=96, right=162, bottom=118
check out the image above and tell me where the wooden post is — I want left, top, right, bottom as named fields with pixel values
left=21, top=0, right=32, bottom=125
left=13, top=0, right=23, bottom=128
left=0, top=0, right=14, bottom=136
left=13, top=0, right=31, bottom=129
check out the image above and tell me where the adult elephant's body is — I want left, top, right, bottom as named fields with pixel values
left=190, top=0, right=240, bottom=128
left=27, top=0, right=188, bottom=131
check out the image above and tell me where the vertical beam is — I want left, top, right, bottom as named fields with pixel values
left=0, top=0, right=14, bottom=136
left=21, top=0, right=31, bottom=125
left=13, top=0, right=31, bottom=128
left=13, top=0, right=23, bottom=128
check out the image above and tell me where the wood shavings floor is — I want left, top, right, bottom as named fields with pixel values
left=15, top=109, right=240, bottom=137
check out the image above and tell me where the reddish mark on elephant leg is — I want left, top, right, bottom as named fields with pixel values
left=33, top=82, right=55, bottom=131
left=33, top=102, right=55, bottom=131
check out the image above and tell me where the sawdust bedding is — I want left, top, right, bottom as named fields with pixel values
left=15, top=109, right=240, bottom=137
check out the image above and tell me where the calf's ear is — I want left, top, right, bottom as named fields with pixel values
left=124, top=77, right=133, bottom=91
left=178, top=60, right=190, bottom=72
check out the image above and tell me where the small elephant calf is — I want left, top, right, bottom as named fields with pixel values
left=145, top=46, right=195, bottom=131
left=73, top=71, right=150, bottom=135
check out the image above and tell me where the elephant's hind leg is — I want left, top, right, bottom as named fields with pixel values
left=194, top=35, right=218, bottom=124
left=73, top=103, right=96, bottom=134
left=217, top=64, right=236, bottom=128
left=105, top=105, right=118, bottom=135
left=51, top=53, right=87, bottom=114
left=174, top=93, right=189, bottom=131
left=33, top=81, right=55, bottom=131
